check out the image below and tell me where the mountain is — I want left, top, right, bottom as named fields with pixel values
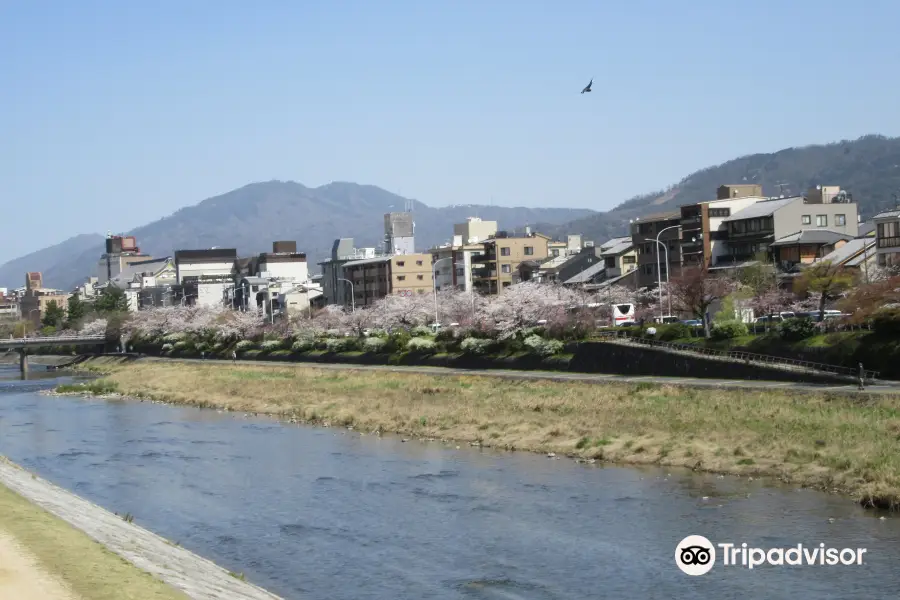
left=0, top=234, right=104, bottom=292
left=0, top=182, right=593, bottom=291
left=7, top=133, right=900, bottom=291
left=541, top=134, right=900, bottom=244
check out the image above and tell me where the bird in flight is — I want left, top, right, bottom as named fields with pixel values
left=581, top=79, right=592, bottom=94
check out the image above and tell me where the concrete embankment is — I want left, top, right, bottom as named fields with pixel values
left=0, top=458, right=283, bottom=600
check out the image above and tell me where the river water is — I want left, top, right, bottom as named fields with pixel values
left=1, top=364, right=899, bottom=599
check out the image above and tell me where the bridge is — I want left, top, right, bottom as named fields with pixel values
left=0, top=335, right=108, bottom=375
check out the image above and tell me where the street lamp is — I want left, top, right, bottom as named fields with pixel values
left=432, top=257, right=452, bottom=326
left=337, top=278, right=355, bottom=312
left=654, top=225, right=679, bottom=319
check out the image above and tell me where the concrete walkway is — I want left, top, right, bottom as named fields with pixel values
left=162, top=357, right=900, bottom=396
left=0, top=531, right=78, bottom=600
left=0, top=461, right=282, bottom=600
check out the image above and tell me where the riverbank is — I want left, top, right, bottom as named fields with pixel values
left=62, top=356, right=900, bottom=509
left=0, top=457, right=283, bottom=600
left=0, top=461, right=188, bottom=600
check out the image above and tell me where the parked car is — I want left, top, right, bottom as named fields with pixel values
left=619, top=320, right=637, bottom=327
left=680, top=319, right=702, bottom=327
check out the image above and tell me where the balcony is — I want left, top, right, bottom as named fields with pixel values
left=681, top=215, right=701, bottom=227
left=877, top=236, right=900, bottom=249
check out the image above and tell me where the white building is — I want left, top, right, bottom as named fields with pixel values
left=174, top=248, right=238, bottom=308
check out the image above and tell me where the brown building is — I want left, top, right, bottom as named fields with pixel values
left=341, top=253, right=434, bottom=308
left=631, top=211, right=682, bottom=288
left=19, top=272, right=69, bottom=330
left=471, top=232, right=551, bottom=294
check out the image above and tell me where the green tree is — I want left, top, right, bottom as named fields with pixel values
left=41, top=300, right=66, bottom=329
left=65, top=294, right=88, bottom=329
left=94, top=286, right=129, bottom=314
left=794, top=261, right=856, bottom=321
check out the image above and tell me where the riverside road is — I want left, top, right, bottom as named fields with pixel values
left=160, top=357, right=899, bottom=396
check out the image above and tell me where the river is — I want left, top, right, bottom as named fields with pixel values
left=1, top=364, right=899, bottom=599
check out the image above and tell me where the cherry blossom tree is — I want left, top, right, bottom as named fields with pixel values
left=669, top=265, right=736, bottom=337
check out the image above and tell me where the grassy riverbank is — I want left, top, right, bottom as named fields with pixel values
left=0, top=467, right=188, bottom=600
left=66, top=357, right=900, bottom=509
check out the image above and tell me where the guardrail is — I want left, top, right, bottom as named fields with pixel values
left=623, top=336, right=879, bottom=381
left=0, top=334, right=106, bottom=345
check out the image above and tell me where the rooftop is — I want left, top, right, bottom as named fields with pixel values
left=598, top=236, right=633, bottom=257
left=564, top=261, right=606, bottom=284
left=873, top=209, right=900, bottom=220
left=342, top=256, right=393, bottom=267
left=820, top=237, right=876, bottom=267
left=769, top=229, right=854, bottom=247
left=721, top=197, right=801, bottom=222
left=633, top=211, right=680, bottom=223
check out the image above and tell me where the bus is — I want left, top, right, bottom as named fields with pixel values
left=612, top=303, right=635, bottom=326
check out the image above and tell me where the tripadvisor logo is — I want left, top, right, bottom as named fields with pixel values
left=675, top=535, right=867, bottom=575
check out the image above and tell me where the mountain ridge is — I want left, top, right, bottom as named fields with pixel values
left=5, top=133, right=900, bottom=292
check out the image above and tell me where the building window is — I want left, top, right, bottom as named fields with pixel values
left=802, top=215, right=811, bottom=225
left=816, top=215, right=828, bottom=227
left=623, top=256, right=636, bottom=265
left=835, top=214, right=846, bottom=226
left=500, top=247, right=511, bottom=256
left=709, top=208, right=731, bottom=218
left=416, top=260, right=423, bottom=266
left=417, top=274, right=424, bottom=280
left=604, top=257, right=615, bottom=268
left=397, top=275, right=406, bottom=281
left=397, top=261, right=405, bottom=266
left=501, top=264, right=511, bottom=274
left=524, top=246, right=534, bottom=256
left=552, top=249, right=560, bottom=257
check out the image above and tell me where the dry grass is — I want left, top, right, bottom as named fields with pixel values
left=0, top=482, right=189, bottom=600
left=73, top=357, right=900, bottom=508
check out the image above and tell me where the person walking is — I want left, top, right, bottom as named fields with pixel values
left=231, top=349, right=237, bottom=364
left=858, top=362, right=866, bottom=391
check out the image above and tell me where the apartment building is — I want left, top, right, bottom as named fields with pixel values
left=874, top=209, right=900, bottom=268
left=680, top=185, right=765, bottom=267
left=631, top=211, right=682, bottom=288
left=471, top=232, right=550, bottom=294
left=341, top=253, right=433, bottom=308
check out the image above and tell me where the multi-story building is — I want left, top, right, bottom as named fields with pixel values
left=319, top=238, right=385, bottom=305
left=96, top=235, right=153, bottom=285
left=680, top=185, right=766, bottom=267
left=233, top=241, right=313, bottom=318
left=384, top=212, right=415, bottom=255
left=631, top=211, right=682, bottom=288
left=471, top=232, right=551, bottom=294
left=0, top=290, right=17, bottom=319
left=719, top=186, right=858, bottom=268
left=174, top=248, right=238, bottom=307
left=874, top=208, right=900, bottom=268
left=18, top=272, right=69, bottom=330
left=340, top=254, right=434, bottom=308
left=453, top=217, right=497, bottom=245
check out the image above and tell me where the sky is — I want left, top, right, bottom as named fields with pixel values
left=2, top=0, right=900, bottom=264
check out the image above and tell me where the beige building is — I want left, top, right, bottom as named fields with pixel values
left=472, top=232, right=551, bottom=294
left=341, top=253, right=434, bottom=308
left=453, top=217, right=497, bottom=245
left=19, top=272, right=69, bottom=330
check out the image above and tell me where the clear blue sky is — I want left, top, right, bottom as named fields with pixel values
left=2, top=0, right=899, bottom=263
